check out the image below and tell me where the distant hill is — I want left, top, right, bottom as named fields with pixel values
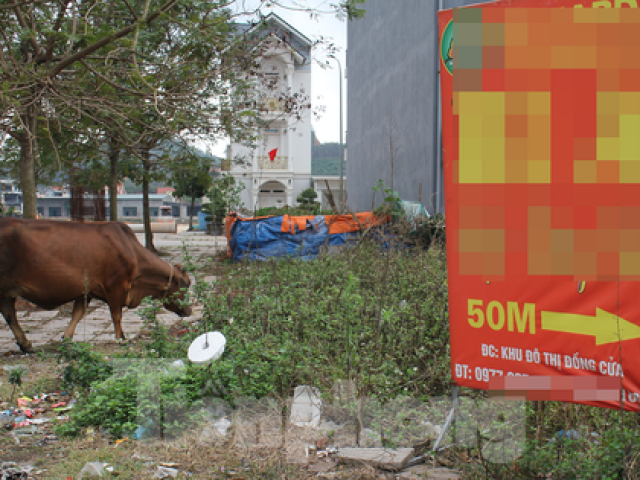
left=124, top=143, right=221, bottom=194
left=312, top=142, right=345, bottom=176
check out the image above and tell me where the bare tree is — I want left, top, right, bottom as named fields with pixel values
left=382, top=108, right=404, bottom=194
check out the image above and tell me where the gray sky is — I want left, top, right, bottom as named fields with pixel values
left=207, top=1, right=347, bottom=156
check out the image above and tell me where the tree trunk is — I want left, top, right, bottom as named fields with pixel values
left=142, top=153, right=156, bottom=253
left=189, top=195, right=195, bottom=231
left=109, top=138, right=120, bottom=222
left=324, top=180, right=337, bottom=212
left=18, top=110, right=38, bottom=219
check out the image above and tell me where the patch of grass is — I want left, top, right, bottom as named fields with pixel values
left=42, top=437, right=148, bottom=479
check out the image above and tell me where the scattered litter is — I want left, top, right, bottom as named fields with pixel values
left=422, top=421, right=443, bottom=439
left=0, top=461, right=36, bottom=480
left=549, top=429, right=580, bottom=444
left=133, top=424, right=150, bottom=440
left=27, top=418, right=50, bottom=425
left=213, top=417, right=231, bottom=436
left=0, top=414, right=13, bottom=429
left=77, top=461, right=107, bottom=478
left=170, top=360, right=185, bottom=369
left=159, top=463, right=179, bottom=468
left=155, top=466, right=179, bottom=478
left=16, top=398, right=31, bottom=407
left=13, top=425, right=42, bottom=436
left=305, top=444, right=317, bottom=457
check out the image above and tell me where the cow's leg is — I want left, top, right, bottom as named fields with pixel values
left=0, top=297, right=33, bottom=353
left=108, top=303, right=126, bottom=341
left=63, top=297, right=91, bottom=339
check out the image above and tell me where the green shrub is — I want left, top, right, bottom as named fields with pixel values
left=57, top=340, right=113, bottom=391
left=253, top=205, right=336, bottom=217
left=193, top=238, right=450, bottom=403
left=56, top=362, right=209, bottom=439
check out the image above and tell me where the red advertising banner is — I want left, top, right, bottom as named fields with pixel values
left=439, top=0, right=640, bottom=410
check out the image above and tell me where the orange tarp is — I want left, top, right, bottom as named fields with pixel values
left=225, top=211, right=390, bottom=242
left=280, top=213, right=390, bottom=235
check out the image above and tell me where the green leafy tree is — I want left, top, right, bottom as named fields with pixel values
left=0, top=0, right=364, bottom=219
left=170, top=152, right=214, bottom=231
left=201, top=173, right=244, bottom=225
left=296, top=188, right=318, bottom=208
left=0, top=0, right=186, bottom=218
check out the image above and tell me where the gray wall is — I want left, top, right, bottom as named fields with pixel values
left=346, top=0, right=481, bottom=214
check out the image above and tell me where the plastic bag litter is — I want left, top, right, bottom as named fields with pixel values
left=77, top=462, right=107, bottom=478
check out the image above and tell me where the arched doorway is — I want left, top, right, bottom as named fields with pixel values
left=258, top=181, right=287, bottom=208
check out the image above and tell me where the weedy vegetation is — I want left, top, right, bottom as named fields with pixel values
left=3, top=206, right=640, bottom=478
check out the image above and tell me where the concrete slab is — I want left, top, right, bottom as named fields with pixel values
left=26, top=333, right=56, bottom=343
left=28, top=311, right=59, bottom=320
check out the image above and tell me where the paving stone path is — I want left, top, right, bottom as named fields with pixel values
left=0, top=230, right=227, bottom=353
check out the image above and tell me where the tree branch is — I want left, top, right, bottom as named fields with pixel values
left=79, top=59, right=147, bottom=97
left=41, top=0, right=70, bottom=63
left=120, top=0, right=139, bottom=20
left=48, top=0, right=180, bottom=78
left=0, top=1, right=41, bottom=10
left=13, top=4, right=42, bottom=57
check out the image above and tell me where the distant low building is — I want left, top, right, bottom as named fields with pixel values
left=36, top=192, right=201, bottom=221
left=0, top=178, right=201, bottom=221
left=0, top=179, right=23, bottom=215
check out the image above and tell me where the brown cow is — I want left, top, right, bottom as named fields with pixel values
left=0, top=218, right=191, bottom=353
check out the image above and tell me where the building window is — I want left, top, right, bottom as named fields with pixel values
left=273, top=190, right=285, bottom=193
left=123, top=207, right=137, bottom=217
left=150, top=207, right=159, bottom=217
left=260, top=189, right=271, bottom=193
left=37, top=207, right=44, bottom=216
left=49, top=207, right=61, bottom=217
left=262, top=61, right=284, bottom=91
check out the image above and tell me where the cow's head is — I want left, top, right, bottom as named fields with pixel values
left=164, top=264, right=192, bottom=317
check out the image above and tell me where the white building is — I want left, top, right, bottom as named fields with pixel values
left=229, top=14, right=314, bottom=211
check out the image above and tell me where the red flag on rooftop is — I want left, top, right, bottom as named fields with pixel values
left=268, top=148, right=278, bottom=161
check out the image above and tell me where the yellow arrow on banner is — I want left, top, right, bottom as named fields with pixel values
left=541, top=308, right=640, bottom=346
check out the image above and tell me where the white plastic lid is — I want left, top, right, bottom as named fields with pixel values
left=188, top=332, right=226, bottom=364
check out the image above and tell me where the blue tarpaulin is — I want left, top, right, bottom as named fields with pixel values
left=229, top=215, right=357, bottom=261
